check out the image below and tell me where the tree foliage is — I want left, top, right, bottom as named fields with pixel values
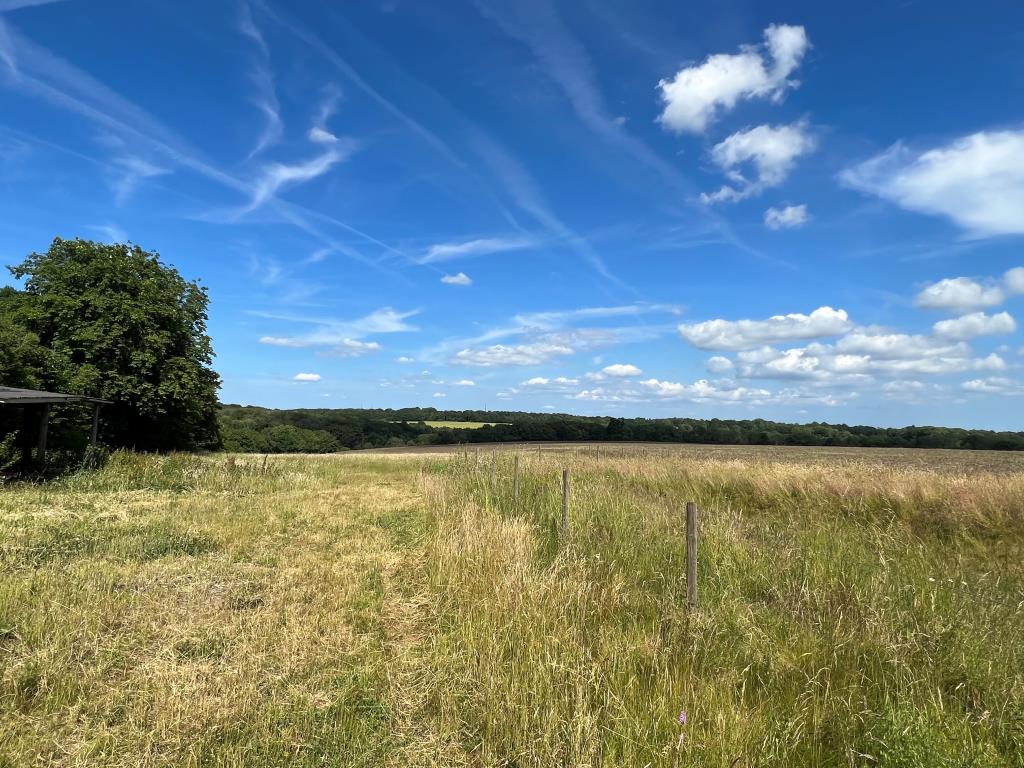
left=218, top=405, right=1024, bottom=452
left=2, top=238, right=221, bottom=452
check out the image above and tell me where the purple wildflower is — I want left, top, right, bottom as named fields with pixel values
left=678, top=710, right=688, bottom=725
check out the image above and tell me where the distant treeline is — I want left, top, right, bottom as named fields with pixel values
left=219, top=405, right=1024, bottom=452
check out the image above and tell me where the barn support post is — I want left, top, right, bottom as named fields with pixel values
left=20, top=407, right=34, bottom=468
left=36, top=403, right=50, bottom=462
left=90, top=403, right=101, bottom=447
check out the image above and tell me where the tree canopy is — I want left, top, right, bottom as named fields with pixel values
left=218, top=405, right=1024, bottom=452
left=2, top=238, right=220, bottom=453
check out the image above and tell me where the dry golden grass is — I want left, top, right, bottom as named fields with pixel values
left=2, top=447, right=1023, bottom=766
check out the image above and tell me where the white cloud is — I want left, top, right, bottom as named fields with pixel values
left=701, top=122, right=816, bottom=204
left=330, top=339, right=382, bottom=358
left=293, top=372, right=321, bottom=382
left=87, top=223, right=128, bottom=243
left=238, top=1, right=282, bottom=158
left=441, top=272, right=472, bottom=286
left=656, top=24, right=809, bottom=134
left=419, top=237, right=534, bottom=264
left=764, top=204, right=809, bottom=229
left=241, top=145, right=355, bottom=214
left=519, top=376, right=579, bottom=391
left=452, top=341, right=574, bottom=367
left=638, top=378, right=774, bottom=403
left=1007, top=267, right=1024, bottom=294
left=706, top=355, right=734, bottom=373
left=308, top=126, right=338, bottom=144
left=835, top=331, right=967, bottom=359
left=961, top=377, right=1024, bottom=396
left=679, top=306, right=851, bottom=350
left=734, top=336, right=1006, bottom=381
left=840, top=130, right=1024, bottom=237
left=514, top=303, right=680, bottom=329
left=932, top=311, right=1016, bottom=340
left=453, top=379, right=476, bottom=386
left=914, top=268, right=1024, bottom=312
left=256, top=307, right=416, bottom=349
left=109, top=155, right=170, bottom=205
left=914, top=276, right=1006, bottom=312
left=395, top=356, right=414, bottom=364
left=602, top=363, right=642, bottom=377
left=432, top=392, right=447, bottom=398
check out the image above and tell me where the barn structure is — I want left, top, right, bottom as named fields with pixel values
left=0, top=386, right=110, bottom=468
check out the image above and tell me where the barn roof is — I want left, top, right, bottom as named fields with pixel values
left=0, top=386, right=111, bottom=406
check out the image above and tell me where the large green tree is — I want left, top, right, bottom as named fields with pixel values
left=8, top=238, right=221, bottom=450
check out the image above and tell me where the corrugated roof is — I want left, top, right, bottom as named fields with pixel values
left=0, top=387, right=110, bottom=405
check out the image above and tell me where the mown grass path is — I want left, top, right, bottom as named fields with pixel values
left=0, top=454, right=453, bottom=767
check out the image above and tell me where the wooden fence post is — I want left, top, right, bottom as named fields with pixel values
left=686, top=502, right=698, bottom=609
left=513, top=454, right=520, bottom=505
left=561, top=468, right=570, bottom=538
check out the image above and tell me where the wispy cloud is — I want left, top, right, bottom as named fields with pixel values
left=87, top=223, right=128, bottom=243
left=0, top=17, right=399, bottom=276
left=308, top=82, right=342, bottom=144
left=419, top=236, right=534, bottom=264
left=255, top=306, right=418, bottom=353
left=237, top=143, right=356, bottom=215
left=0, top=0, right=67, bottom=11
left=238, top=0, right=282, bottom=158
left=108, top=154, right=170, bottom=204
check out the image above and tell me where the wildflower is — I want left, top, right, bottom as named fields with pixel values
left=678, top=710, right=688, bottom=725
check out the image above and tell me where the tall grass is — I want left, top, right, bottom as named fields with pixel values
left=419, top=451, right=1024, bottom=766
left=1, top=449, right=1022, bottom=766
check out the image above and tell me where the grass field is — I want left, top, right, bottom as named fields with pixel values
left=1, top=447, right=1023, bottom=766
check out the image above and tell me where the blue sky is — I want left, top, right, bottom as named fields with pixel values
left=2, top=0, right=1024, bottom=429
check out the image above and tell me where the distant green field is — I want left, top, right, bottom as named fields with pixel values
left=423, top=420, right=507, bottom=429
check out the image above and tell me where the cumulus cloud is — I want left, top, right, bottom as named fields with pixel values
left=656, top=24, right=810, bottom=134
left=602, top=363, right=642, bottom=377
left=419, top=237, right=534, bottom=264
left=914, top=277, right=1006, bottom=312
left=701, top=122, right=816, bottom=204
left=330, top=339, right=382, bottom=357
left=961, top=377, right=1024, bottom=395
left=395, top=356, right=414, bottom=363
left=453, top=379, right=476, bottom=386
left=735, top=337, right=1005, bottom=381
left=441, top=272, right=472, bottom=286
left=764, top=204, right=809, bottom=229
left=1007, top=267, right=1024, bottom=294
left=914, top=267, right=1024, bottom=312
left=932, top=311, right=1016, bottom=340
left=679, top=306, right=851, bottom=351
left=706, top=355, right=734, bottom=373
left=292, top=372, right=321, bottom=382
left=433, top=392, right=447, bottom=398
left=839, top=130, right=1024, bottom=237
left=638, top=378, right=773, bottom=403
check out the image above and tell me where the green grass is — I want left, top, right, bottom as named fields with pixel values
left=1, top=448, right=1022, bottom=766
